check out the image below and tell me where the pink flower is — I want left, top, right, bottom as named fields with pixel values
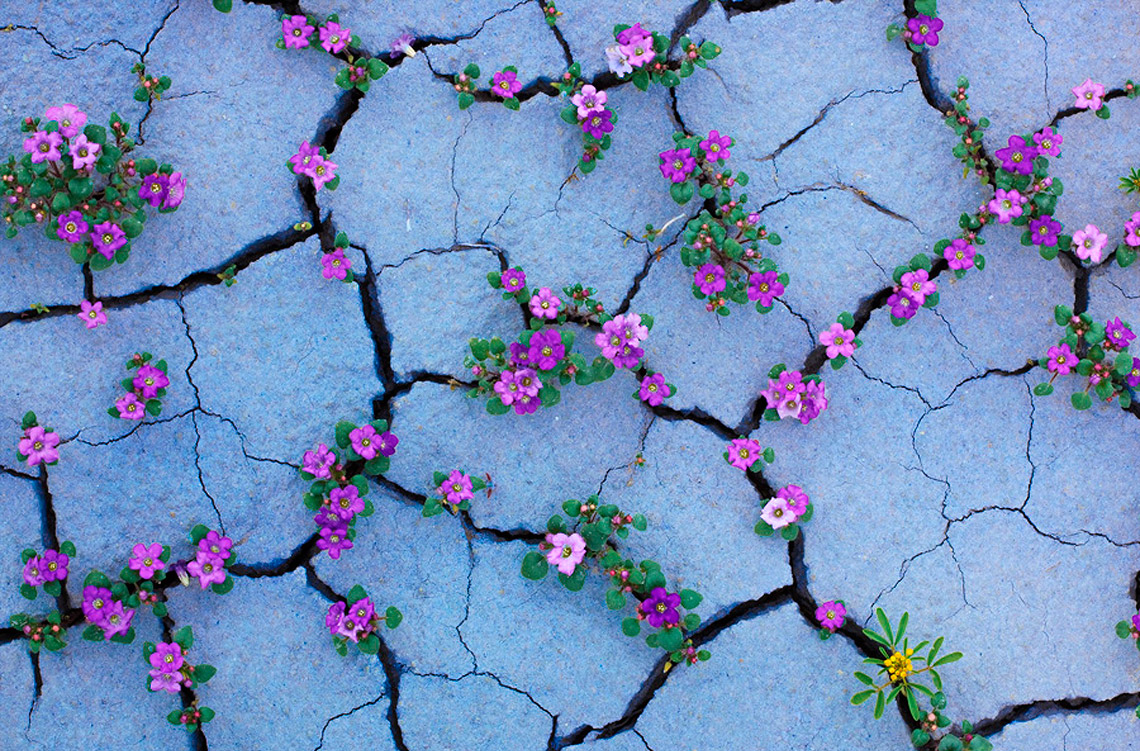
left=329, top=485, right=364, bottom=520
left=529, top=287, right=560, bottom=319
left=68, top=134, right=100, bottom=171
left=321, top=249, right=351, bottom=280
left=129, top=543, right=165, bottom=580
left=747, top=271, right=783, bottom=306
left=726, top=438, right=761, bottom=471
left=1072, top=78, right=1106, bottom=110
left=1125, top=212, right=1140, bottom=248
left=186, top=550, right=226, bottom=589
left=699, top=130, right=732, bottom=161
left=818, top=322, right=855, bottom=359
left=44, top=103, right=86, bottom=138
left=899, top=269, right=936, bottom=305
left=319, top=21, right=351, bottom=54
left=302, top=443, right=335, bottom=479
left=988, top=188, right=1026, bottom=224
left=544, top=532, right=586, bottom=575
left=23, top=131, right=63, bottom=164
left=1047, top=343, right=1075, bottom=375
left=694, top=263, right=726, bottom=295
left=815, top=600, right=846, bottom=632
left=944, top=239, right=975, bottom=270
left=77, top=300, right=107, bottom=329
left=1071, top=224, right=1108, bottom=263
left=282, top=15, right=315, bottom=49
left=289, top=141, right=320, bottom=175
left=307, top=155, right=337, bottom=190
left=132, top=364, right=169, bottom=400
left=115, top=392, right=146, bottom=420
left=349, top=424, right=382, bottom=459
left=570, top=85, right=606, bottom=119
left=619, top=37, right=655, bottom=68
left=760, top=497, right=794, bottom=529
left=19, top=425, right=61, bottom=466
left=149, top=670, right=182, bottom=694
left=776, top=485, right=809, bottom=518
left=491, top=69, right=523, bottom=99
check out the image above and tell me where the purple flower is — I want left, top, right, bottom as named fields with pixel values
left=899, top=269, right=936, bottom=305
left=302, top=443, right=335, bottom=479
left=529, top=287, right=561, bottom=319
left=321, top=249, right=351, bottom=280
left=326, top=601, right=346, bottom=634
left=777, top=485, right=809, bottom=518
left=319, top=22, right=351, bottom=54
left=694, top=263, right=726, bottom=295
left=115, top=393, right=145, bottom=420
left=132, top=364, right=169, bottom=399
left=317, top=524, right=353, bottom=559
left=82, top=586, right=113, bottom=625
left=502, top=268, right=526, bottom=293
left=815, top=600, right=846, bottom=632
left=441, top=470, right=474, bottom=505
left=149, top=642, right=184, bottom=673
left=308, top=155, right=338, bottom=190
left=290, top=141, right=320, bottom=175
left=187, top=550, right=227, bottom=589
left=944, top=238, right=976, bottom=270
left=129, top=543, right=165, bottom=580
left=605, top=45, right=633, bottom=77
left=906, top=15, right=943, bottom=46
left=776, top=393, right=803, bottom=421
left=595, top=318, right=627, bottom=360
left=515, top=368, right=541, bottom=396
left=491, top=70, right=522, bottom=99
left=1046, top=343, right=1075, bottom=375
left=819, top=322, right=856, bottom=359
left=283, top=15, right=315, bottom=49
left=748, top=271, right=784, bottom=306
left=1029, top=214, right=1062, bottom=246
left=78, top=300, right=107, bottom=330
left=1105, top=317, right=1136, bottom=350
left=19, top=425, right=60, bottom=466
left=800, top=379, right=831, bottom=424
left=512, top=392, right=540, bottom=415
left=620, top=37, right=655, bottom=68
left=760, top=496, right=794, bottom=529
left=102, top=601, right=134, bottom=639
left=726, top=438, right=761, bottom=471
left=1071, top=224, right=1108, bottom=263
left=658, top=148, right=696, bottom=183
left=988, top=188, right=1026, bottom=224
left=68, top=134, right=100, bottom=171
left=1127, top=358, right=1140, bottom=388
left=639, top=373, right=671, bottom=406
left=1072, top=78, right=1106, bottom=110
left=581, top=109, right=614, bottom=138
left=527, top=329, right=565, bottom=371
left=149, top=670, right=181, bottom=694
left=23, top=131, right=63, bottom=164
left=23, top=557, right=45, bottom=587
left=57, top=211, right=89, bottom=243
left=199, top=530, right=233, bottom=561
left=613, top=313, right=649, bottom=343
left=377, top=431, right=398, bottom=457
left=350, top=424, right=382, bottom=459
left=162, top=172, right=186, bottom=210
left=616, top=23, right=649, bottom=46
left=571, top=85, right=607, bottom=119
left=44, top=103, right=86, bottom=138
left=314, top=508, right=340, bottom=530
left=509, top=341, right=532, bottom=367
left=139, top=173, right=170, bottom=208
left=40, top=549, right=68, bottom=582
left=609, top=342, right=644, bottom=369
left=1125, top=211, right=1140, bottom=248
left=347, top=597, right=375, bottom=629
left=887, top=290, right=918, bottom=320
left=995, top=135, right=1037, bottom=175
left=91, top=222, right=126, bottom=260
left=390, top=33, right=416, bottom=58
left=1033, top=127, right=1062, bottom=157
left=775, top=370, right=806, bottom=401
left=330, top=485, right=364, bottom=520
left=1132, top=611, right=1140, bottom=631
left=700, top=130, right=732, bottom=161
left=494, top=370, right=523, bottom=405
left=639, top=587, right=681, bottom=628
left=545, top=532, right=586, bottom=575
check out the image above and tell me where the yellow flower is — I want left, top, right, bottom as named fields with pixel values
left=884, top=651, right=914, bottom=682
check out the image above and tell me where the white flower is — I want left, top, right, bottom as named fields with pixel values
left=605, top=45, right=632, bottom=78
left=761, top=498, right=794, bottom=529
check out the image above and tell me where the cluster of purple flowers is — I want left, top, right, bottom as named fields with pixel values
left=280, top=14, right=393, bottom=92
left=282, top=14, right=350, bottom=54
left=16, top=413, right=60, bottom=467
left=759, top=485, right=811, bottom=532
left=147, top=641, right=190, bottom=693
left=325, top=584, right=401, bottom=655
left=184, top=530, right=233, bottom=590
left=887, top=266, right=938, bottom=323
left=759, top=367, right=829, bottom=425
left=22, top=548, right=69, bottom=591
left=594, top=313, right=649, bottom=369
left=605, top=23, right=658, bottom=78
left=320, top=231, right=354, bottom=282
left=82, top=582, right=135, bottom=640
left=423, top=469, right=489, bottom=517
left=571, top=84, right=613, bottom=139
left=289, top=140, right=338, bottom=191
left=110, top=351, right=169, bottom=421
left=1037, top=308, right=1138, bottom=411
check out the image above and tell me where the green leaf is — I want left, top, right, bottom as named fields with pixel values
left=657, top=627, right=683, bottom=652
left=503, top=97, right=520, bottom=112
left=679, top=589, right=702, bottom=609
left=334, top=421, right=356, bottom=449
left=558, top=566, right=586, bottom=591
left=631, top=513, right=647, bottom=531
left=1071, top=392, right=1092, bottom=410
left=84, top=570, right=113, bottom=589
left=873, top=689, right=886, bottom=719
left=851, top=689, right=876, bottom=706
left=932, top=651, right=962, bottom=666
left=385, top=606, right=402, bottom=629
left=358, top=634, right=380, bottom=655
left=173, top=625, right=194, bottom=650
left=854, top=671, right=874, bottom=685
left=457, top=92, right=474, bottom=110
left=876, top=608, right=895, bottom=644
left=520, top=551, right=549, bottom=580
left=212, top=0, right=233, bottom=10
left=780, top=524, right=800, bottom=541
left=699, top=40, right=721, bottom=59
left=463, top=63, right=481, bottom=79
left=912, top=729, right=931, bottom=747
left=1033, top=382, right=1054, bottom=397
left=1116, top=620, right=1133, bottom=638
left=631, top=69, right=649, bottom=91
left=669, top=181, right=694, bottom=204
left=20, top=583, right=37, bottom=600
left=621, top=617, right=641, bottom=637
left=538, top=384, right=561, bottom=408
left=485, top=397, right=510, bottom=415
left=606, top=589, right=625, bottom=610
left=364, top=455, right=390, bottom=475
left=938, top=735, right=963, bottom=751
left=211, top=576, right=234, bottom=595
left=194, top=663, right=217, bottom=683
left=346, top=584, right=368, bottom=603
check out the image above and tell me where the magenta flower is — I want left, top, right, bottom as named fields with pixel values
left=608, top=342, right=644, bottom=369
left=1105, top=318, right=1136, bottom=350
left=199, top=530, right=233, bottom=560
left=899, top=269, right=936, bottom=305
left=289, top=141, right=320, bottom=175
left=44, top=103, right=86, bottom=138
left=819, top=322, right=856, bottom=359
left=581, top=109, right=614, bottom=138
left=321, top=249, right=351, bottom=280
left=139, top=173, right=170, bottom=208
left=1133, top=611, right=1140, bottom=631
left=777, top=485, right=809, bottom=518
left=639, top=373, right=671, bottom=406
left=314, top=508, right=340, bottom=530
left=102, top=601, right=134, bottom=639
left=748, top=271, right=784, bottom=306
left=317, top=524, right=353, bottom=559
left=1033, top=127, right=1062, bottom=157
left=57, top=211, right=89, bottom=243
left=888, top=290, right=918, bottom=320
left=799, top=379, right=828, bottom=424
left=527, top=329, right=565, bottom=370
left=1127, top=358, right=1140, bottom=388
left=491, top=70, right=522, bottom=99
left=19, top=425, right=60, bottom=466
left=700, top=130, right=732, bottom=161
left=40, top=549, right=68, bottom=582
left=502, top=268, right=526, bottom=293
left=91, top=222, right=126, bottom=259
left=1029, top=215, right=1062, bottom=246
left=726, top=437, right=761, bottom=471
left=513, top=391, right=540, bottom=415
left=330, top=485, right=365, bottom=520
left=614, top=313, right=649, bottom=343
left=994, top=135, right=1037, bottom=175
left=115, top=392, right=145, bottom=420
left=529, top=287, right=561, bottom=319
left=988, top=188, right=1026, bottom=223
left=1072, top=78, right=1106, bottom=110
left=658, top=148, right=696, bottom=183
left=545, top=533, right=586, bottom=575
left=1046, top=343, right=1075, bottom=374
left=82, top=586, right=113, bottom=625
left=132, top=365, right=169, bottom=399
left=22, top=557, right=45, bottom=587
left=595, top=319, right=627, bottom=361
left=390, top=33, right=416, bottom=58
left=494, top=370, right=522, bottom=405
left=77, top=300, right=107, bottom=330
left=187, top=550, right=227, bottom=588
left=283, top=15, right=315, bottom=49
left=694, top=263, right=726, bottom=295
left=815, top=600, right=846, bottom=632
left=441, top=470, right=474, bottom=505
left=350, top=424, right=382, bottom=459
left=302, top=443, right=335, bottom=479
left=571, top=85, right=607, bottom=118
left=1125, top=212, right=1140, bottom=248
left=347, top=597, right=375, bottom=630
left=944, top=238, right=976, bottom=270
left=620, top=37, right=655, bottom=68
left=161, top=171, right=186, bottom=210
left=319, top=21, right=351, bottom=53
left=326, top=601, right=346, bottom=634
left=68, top=134, right=100, bottom=171
left=509, top=341, right=532, bottom=367
left=616, top=23, right=649, bottom=45
left=775, top=370, right=806, bottom=401
left=129, top=543, right=165, bottom=580
left=1071, top=224, right=1108, bottom=263
left=639, top=588, right=681, bottom=628
left=515, top=368, right=542, bottom=396
left=776, top=392, right=803, bottom=421
left=760, top=496, right=794, bottom=529
left=308, top=155, right=338, bottom=190
left=149, top=642, right=184, bottom=673
left=375, top=430, right=397, bottom=457
left=906, top=14, right=943, bottom=46
left=23, top=130, right=63, bottom=164
left=149, top=670, right=181, bottom=694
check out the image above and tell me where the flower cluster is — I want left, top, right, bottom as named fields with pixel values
left=278, top=13, right=390, bottom=93
left=1114, top=612, right=1140, bottom=657
left=107, top=351, right=169, bottom=421
left=2, top=104, right=185, bottom=272
left=556, top=66, right=618, bottom=173
left=656, top=130, right=787, bottom=316
left=300, top=419, right=400, bottom=559
left=131, top=63, right=172, bottom=103
left=288, top=140, right=339, bottom=192
left=9, top=611, right=69, bottom=654
left=16, top=411, right=61, bottom=467
left=1034, top=307, right=1137, bottom=411
left=887, top=0, right=942, bottom=50
left=144, top=627, right=218, bottom=733
left=606, top=24, right=719, bottom=91
left=19, top=541, right=73, bottom=601
left=468, top=268, right=667, bottom=415
left=759, top=364, right=829, bottom=425
left=815, top=599, right=846, bottom=638
left=755, top=484, right=814, bottom=541
left=723, top=437, right=774, bottom=474
left=423, top=469, right=491, bottom=517
left=183, top=526, right=236, bottom=592
left=321, top=230, right=355, bottom=282
left=522, top=495, right=710, bottom=666
left=886, top=254, right=941, bottom=324
left=818, top=311, right=862, bottom=369
left=326, top=584, right=402, bottom=656
left=1116, top=169, right=1140, bottom=268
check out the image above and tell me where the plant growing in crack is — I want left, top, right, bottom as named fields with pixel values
left=277, top=13, right=390, bottom=93
left=521, top=494, right=710, bottom=667
left=656, top=128, right=788, bottom=316
left=606, top=24, right=719, bottom=90
left=321, top=231, right=355, bottom=282
left=1034, top=306, right=1137, bottom=411
left=1113, top=609, right=1140, bottom=718
left=16, top=411, right=61, bottom=467
left=108, top=351, right=170, bottom=421
left=19, top=540, right=73, bottom=604
left=815, top=599, right=847, bottom=639
left=758, top=364, right=829, bottom=425
left=1116, top=167, right=1140, bottom=267
left=288, top=140, right=339, bottom=192
left=423, top=469, right=491, bottom=517
left=325, top=583, right=402, bottom=656
left=131, top=63, right=172, bottom=103
left=299, top=419, right=399, bottom=559
left=755, top=484, right=814, bottom=542
left=886, top=0, right=942, bottom=51
left=144, top=626, right=218, bottom=732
